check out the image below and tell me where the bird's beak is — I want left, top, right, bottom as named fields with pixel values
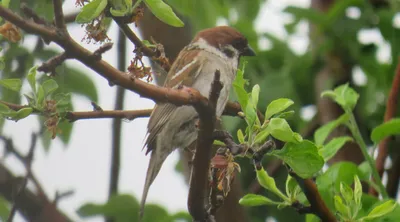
left=242, top=45, right=256, bottom=56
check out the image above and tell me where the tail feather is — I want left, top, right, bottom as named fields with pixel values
left=139, top=147, right=170, bottom=221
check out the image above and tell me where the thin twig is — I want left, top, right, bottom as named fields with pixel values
left=91, top=42, right=114, bottom=60
left=38, top=52, right=69, bottom=75
left=63, top=12, right=78, bottom=24
left=188, top=70, right=223, bottom=221
left=7, top=133, right=38, bottom=222
left=54, top=190, right=75, bottom=207
left=386, top=154, right=400, bottom=198
left=371, top=57, right=400, bottom=196
left=65, top=109, right=152, bottom=121
left=289, top=172, right=337, bottom=222
left=108, top=30, right=127, bottom=215
left=52, top=0, right=66, bottom=29
left=0, top=135, right=46, bottom=198
left=1, top=98, right=246, bottom=122
left=113, top=19, right=157, bottom=58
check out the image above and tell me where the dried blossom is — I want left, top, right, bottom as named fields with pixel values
left=44, top=115, right=60, bottom=139
left=131, top=6, right=145, bottom=27
left=210, top=148, right=241, bottom=197
left=82, top=16, right=110, bottom=44
left=0, top=22, right=22, bottom=43
left=128, top=48, right=153, bottom=82
left=75, top=0, right=86, bottom=7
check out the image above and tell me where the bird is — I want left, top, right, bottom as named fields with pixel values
left=140, top=26, right=255, bottom=219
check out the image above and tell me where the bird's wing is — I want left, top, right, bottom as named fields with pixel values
left=144, top=49, right=206, bottom=154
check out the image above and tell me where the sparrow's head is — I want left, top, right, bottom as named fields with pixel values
left=192, top=26, right=255, bottom=58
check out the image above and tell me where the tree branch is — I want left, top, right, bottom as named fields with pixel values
left=0, top=5, right=205, bottom=107
left=52, top=0, right=66, bottom=29
left=188, top=70, right=223, bottom=221
left=371, top=57, right=400, bottom=196
left=289, top=172, right=337, bottom=222
left=0, top=163, right=71, bottom=222
left=108, top=30, right=127, bottom=222
left=63, top=12, right=78, bottom=24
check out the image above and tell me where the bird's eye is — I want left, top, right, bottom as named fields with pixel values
left=221, top=45, right=236, bottom=58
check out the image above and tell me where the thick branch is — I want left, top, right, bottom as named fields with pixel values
left=0, top=5, right=206, bottom=106
left=371, top=57, right=400, bottom=195
left=188, top=70, right=223, bottom=221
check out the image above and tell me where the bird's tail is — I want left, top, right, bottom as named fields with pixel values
left=139, top=147, right=170, bottom=221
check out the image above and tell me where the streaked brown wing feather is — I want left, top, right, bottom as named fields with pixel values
left=145, top=50, right=204, bottom=154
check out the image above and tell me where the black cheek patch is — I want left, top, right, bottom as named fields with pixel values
left=222, top=48, right=235, bottom=58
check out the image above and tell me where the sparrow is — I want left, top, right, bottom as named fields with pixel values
left=140, top=26, right=255, bottom=219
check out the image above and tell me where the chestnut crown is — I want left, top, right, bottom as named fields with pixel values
left=193, top=26, right=255, bottom=57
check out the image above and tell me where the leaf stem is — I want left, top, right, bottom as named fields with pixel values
left=347, top=110, right=388, bottom=199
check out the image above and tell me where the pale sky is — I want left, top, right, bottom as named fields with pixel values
left=2, top=0, right=389, bottom=221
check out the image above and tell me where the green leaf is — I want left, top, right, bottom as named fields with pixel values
left=110, top=0, right=132, bottom=16
left=42, top=79, right=59, bottom=97
left=144, top=0, right=184, bottom=27
left=340, top=182, right=353, bottom=204
left=253, top=128, right=270, bottom=145
left=27, top=66, right=37, bottom=93
left=285, top=175, right=300, bottom=200
left=142, top=40, right=156, bottom=48
left=0, top=103, right=12, bottom=114
left=14, top=107, right=33, bottom=120
left=0, top=79, right=22, bottom=92
left=362, top=200, right=397, bottom=220
left=371, top=118, right=400, bottom=143
left=314, top=113, right=349, bottom=146
left=142, top=204, right=169, bottom=222
left=264, top=98, right=294, bottom=120
left=321, top=83, right=359, bottom=111
left=256, top=167, right=288, bottom=201
left=78, top=194, right=139, bottom=221
left=213, top=140, right=225, bottom=146
left=316, top=162, right=364, bottom=209
left=256, top=167, right=279, bottom=192
left=334, top=195, right=350, bottom=219
left=251, top=84, right=260, bottom=109
left=275, top=110, right=295, bottom=119
left=36, top=86, right=45, bottom=107
left=237, top=129, right=245, bottom=144
left=353, top=175, right=362, bottom=208
left=245, top=99, right=257, bottom=129
left=270, top=140, right=324, bottom=178
left=57, top=67, right=98, bottom=102
left=57, top=120, right=73, bottom=144
left=76, top=0, right=108, bottom=24
left=233, top=62, right=248, bottom=111
left=305, top=214, right=320, bottom=222
left=358, top=161, right=371, bottom=182
left=41, top=130, right=52, bottom=152
left=319, top=136, right=353, bottom=161
left=267, top=118, right=299, bottom=143
left=170, top=211, right=191, bottom=221
left=0, top=196, right=10, bottom=222
left=1, top=0, right=10, bottom=8
left=0, top=57, right=5, bottom=70
left=239, top=194, right=280, bottom=206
